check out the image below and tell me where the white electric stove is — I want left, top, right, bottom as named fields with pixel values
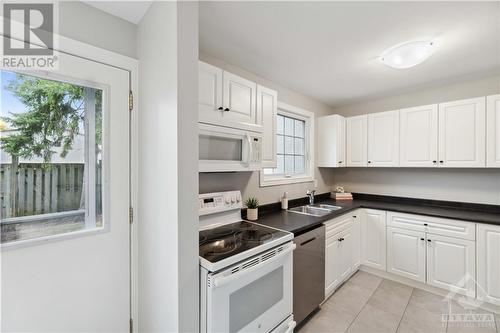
left=199, top=191, right=296, bottom=333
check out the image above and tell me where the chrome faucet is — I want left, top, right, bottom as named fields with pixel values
left=306, top=190, right=316, bottom=205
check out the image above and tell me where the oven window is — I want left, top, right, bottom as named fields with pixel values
left=199, top=135, right=242, bottom=161
left=229, top=267, right=284, bottom=333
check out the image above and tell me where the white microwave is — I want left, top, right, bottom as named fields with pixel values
left=199, top=123, right=262, bottom=172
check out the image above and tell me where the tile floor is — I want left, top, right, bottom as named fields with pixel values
left=298, top=271, right=499, bottom=333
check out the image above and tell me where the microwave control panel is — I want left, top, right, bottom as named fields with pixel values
left=199, top=191, right=242, bottom=216
left=250, top=137, right=261, bottom=162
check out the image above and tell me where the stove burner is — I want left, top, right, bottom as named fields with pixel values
left=200, top=231, right=242, bottom=256
left=242, top=230, right=274, bottom=242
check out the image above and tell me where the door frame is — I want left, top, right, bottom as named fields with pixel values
left=1, top=28, right=139, bottom=332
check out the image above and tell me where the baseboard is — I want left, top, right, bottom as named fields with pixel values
left=359, top=265, right=500, bottom=315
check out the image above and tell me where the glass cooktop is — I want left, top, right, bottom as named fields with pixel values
left=199, top=221, right=289, bottom=263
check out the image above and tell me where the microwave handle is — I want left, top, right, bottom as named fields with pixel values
left=212, top=243, right=296, bottom=289
left=242, top=133, right=252, bottom=166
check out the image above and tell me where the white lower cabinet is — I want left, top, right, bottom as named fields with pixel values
left=386, top=227, right=426, bottom=283
left=426, top=234, right=476, bottom=297
left=324, top=212, right=360, bottom=298
left=477, top=224, right=500, bottom=305
left=361, top=209, right=387, bottom=270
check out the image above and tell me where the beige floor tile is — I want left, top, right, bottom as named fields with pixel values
left=496, top=313, right=500, bottom=333
left=348, top=271, right=383, bottom=293
left=298, top=304, right=357, bottom=333
left=368, top=279, right=413, bottom=317
left=326, top=282, right=374, bottom=316
left=407, top=289, right=450, bottom=314
left=396, top=301, right=447, bottom=333
left=347, top=303, right=401, bottom=333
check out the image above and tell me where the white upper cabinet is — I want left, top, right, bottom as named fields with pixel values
left=346, top=115, right=368, bottom=167
left=198, top=61, right=261, bottom=132
left=438, top=97, right=486, bottom=167
left=368, top=110, right=399, bottom=167
left=318, top=115, right=346, bottom=167
left=257, top=85, right=278, bottom=168
left=400, top=104, right=439, bottom=167
left=487, top=94, right=500, bottom=168
left=199, top=61, right=223, bottom=118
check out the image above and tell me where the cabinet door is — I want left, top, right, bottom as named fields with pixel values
left=257, top=85, right=278, bottom=168
left=438, top=97, right=486, bottom=167
left=361, top=209, right=387, bottom=270
left=318, top=115, right=346, bottom=167
left=426, top=234, right=476, bottom=297
left=368, top=110, right=399, bottom=167
left=199, top=61, right=223, bottom=124
left=487, top=94, right=500, bottom=168
left=346, top=115, right=368, bottom=167
left=339, top=228, right=353, bottom=281
left=400, top=104, right=439, bottom=167
left=352, top=212, right=361, bottom=269
left=477, top=224, right=500, bottom=306
left=325, top=235, right=341, bottom=297
left=387, top=227, right=426, bottom=282
left=222, top=71, right=259, bottom=132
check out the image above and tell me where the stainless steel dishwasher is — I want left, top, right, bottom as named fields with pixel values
left=293, top=225, right=325, bottom=325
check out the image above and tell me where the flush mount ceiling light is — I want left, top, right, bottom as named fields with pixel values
left=379, top=40, right=437, bottom=69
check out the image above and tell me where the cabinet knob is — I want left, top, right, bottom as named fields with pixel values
left=224, top=108, right=230, bottom=112
left=427, top=239, right=432, bottom=242
left=338, top=237, right=344, bottom=242
left=423, top=223, right=428, bottom=226
left=439, top=161, right=444, bottom=164
left=420, top=238, right=425, bottom=241
left=368, top=161, right=372, bottom=164
left=339, top=161, right=342, bottom=164
left=432, top=160, right=437, bottom=164
left=353, top=216, right=357, bottom=218
left=218, top=107, right=223, bottom=111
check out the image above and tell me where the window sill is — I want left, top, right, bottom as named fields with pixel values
left=259, top=174, right=315, bottom=187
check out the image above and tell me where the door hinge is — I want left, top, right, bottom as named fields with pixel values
left=129, top=207, right=134, bottom=224
left=129, top=318, right=133, bottom=333
left=129, top=91, right=134, bottom=111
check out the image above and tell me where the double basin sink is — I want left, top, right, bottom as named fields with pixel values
left=288, top=204, right=342, bottom=217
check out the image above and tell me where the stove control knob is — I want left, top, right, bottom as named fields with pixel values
left=225, top=197, right=231, bottom=204
left=236, top=195, right=241, bottom=203
left=231, top=196, right=236, bottom=204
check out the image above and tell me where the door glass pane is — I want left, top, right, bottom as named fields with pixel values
left=229, top=267, right=284, bottom=333
left=0, top=70, right=103, bottom=244
left=199, top=135, right=242, bottom=161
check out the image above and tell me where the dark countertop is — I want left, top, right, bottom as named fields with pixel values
left=254, top=193, right=500, bottom=236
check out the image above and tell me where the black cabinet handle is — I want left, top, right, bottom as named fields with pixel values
left=339, top=161, right=342, bottom=164
left=420, top=238, right=425, bottom=241
left=353, top=216, right=357, bottom=219
left=300, top=237, right=317, bottom=246
left=338, top=237, right=344, bottom=242
left=432, top=160, right=437, bottom=163
left=224, top=108, right=230, bottom=112
left=427, top=239, right=432, bottom=242
left=423, top=223, right=428, bottom=226
left=439, top=161, right=444, bottom=164
left=218, top=107, right=223, bottom=111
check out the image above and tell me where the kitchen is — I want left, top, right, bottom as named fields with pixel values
left=0, top=1, right=499, bottom=333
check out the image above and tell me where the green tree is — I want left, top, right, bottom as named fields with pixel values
left=1, top=73, right=101, bottom=216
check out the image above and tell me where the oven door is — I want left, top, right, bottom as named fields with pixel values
left=206, top=243, right=294, bottom=333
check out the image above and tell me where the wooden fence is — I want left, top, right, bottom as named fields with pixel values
left=0, top=163, right=89, bottom=219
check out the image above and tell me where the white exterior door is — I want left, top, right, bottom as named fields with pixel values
left=346, top=115, right=368, bottom=167
left=400, top=104, right=439, bottom=167
left=477, top=224, right=500, bottom=306
left=199, top=61, right=224, bottom=124
left=368, top=110, right=399, bottom=167
left=386, top=227, right=426, bottom=282
left=438, top=97, right=486, bottom=167
left=487, top=94, right=500, bottom=167
left=222, top=71, right=259, bottom=132
left=361, top=209, right=387, bottom=270
left=426, top=234, right=476, bottom=297
left=257, top=85, right=278, bottom=168
left=1, top=53, right=130, bottom=331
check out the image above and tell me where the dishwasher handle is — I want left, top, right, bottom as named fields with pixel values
left=299, top=237, right=317, bottom=246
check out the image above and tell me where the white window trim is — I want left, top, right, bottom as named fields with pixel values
left=260, top=102, right=315, bottom=187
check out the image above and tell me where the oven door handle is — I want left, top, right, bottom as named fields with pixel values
left=285, top=320, right=297, bottom=333
left=212, top=243, right=296, bottom=289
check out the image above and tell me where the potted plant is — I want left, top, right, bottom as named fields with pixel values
left=245, top=197, right=259, bottom=221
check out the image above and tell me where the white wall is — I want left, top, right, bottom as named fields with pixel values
left=199, top=52, right=336, bottom=204
left=331, top=75, right=500, bottom=205
left=59, top=1, right=137, bottom=58
left=137, top=2, right=198, bottom=332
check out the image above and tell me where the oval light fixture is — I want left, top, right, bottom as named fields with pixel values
left=379, top=40, right=437, bottom=69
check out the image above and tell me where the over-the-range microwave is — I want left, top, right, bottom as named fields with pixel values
left=199, top=123, right=262, bottom=172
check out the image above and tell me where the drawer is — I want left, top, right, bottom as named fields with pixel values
left=325, top=213, right=353, bottom=238
left=387, top=211, right=475, bottom=240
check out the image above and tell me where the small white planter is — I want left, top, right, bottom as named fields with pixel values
left=247, top=208, right=258, bottom=221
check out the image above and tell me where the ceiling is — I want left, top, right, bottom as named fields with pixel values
left=200, top=2, right=500, bottom=108
left=84, top=1, right=152, bottom=24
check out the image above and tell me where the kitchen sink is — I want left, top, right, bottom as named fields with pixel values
left=288, top=205, right=333, bottom=217
left=311, top=204, right=342, bottom=210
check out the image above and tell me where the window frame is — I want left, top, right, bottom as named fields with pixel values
left=260, top=102, right=315, bottom=187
